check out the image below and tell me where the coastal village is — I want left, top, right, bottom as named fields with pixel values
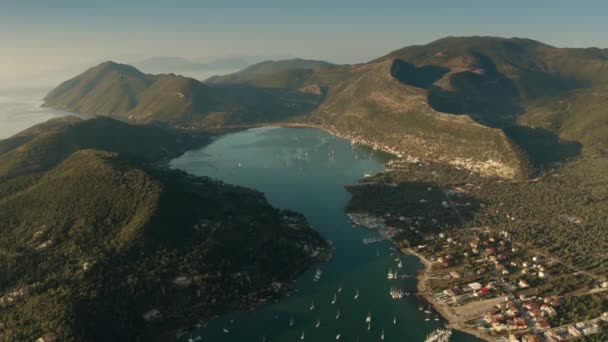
left=346, top=165, right=608, bottom=341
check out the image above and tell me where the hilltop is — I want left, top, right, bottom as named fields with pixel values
left=0, top=118, right=328, bottom=341
left=44, top=37, right=608, bottom=178
left=43, top=61, right=322, bottom=128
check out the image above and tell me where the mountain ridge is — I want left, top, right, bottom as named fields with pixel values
left=43, top=36, right=608, bottom=178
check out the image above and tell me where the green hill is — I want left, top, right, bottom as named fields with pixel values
left=0, top=118, right=328, bottom=341
left=205, top=58, right=334, bottom=88
left=0, top=116, right=205, bottom=181
left=43, top=62, right=322, bottom=128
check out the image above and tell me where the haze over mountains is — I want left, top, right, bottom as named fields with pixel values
left=44, top=36, right=608, bottom=178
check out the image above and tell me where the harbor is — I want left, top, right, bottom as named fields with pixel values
left=171, top=126, right=479, bottom=341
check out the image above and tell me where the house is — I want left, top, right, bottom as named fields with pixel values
left=541, top=304, right=557, bottom=317
left=478, top=287, right=490, bottom=296
left=468, top=282, right=483, bottom=291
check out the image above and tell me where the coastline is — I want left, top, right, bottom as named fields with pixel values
left=402, top=247, right=495, bottom=342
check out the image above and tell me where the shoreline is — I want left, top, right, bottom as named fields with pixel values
left=402, top=247, right=495, bottom=342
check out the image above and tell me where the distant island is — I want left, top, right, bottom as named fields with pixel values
left=6, top=35, right=608, bottom=341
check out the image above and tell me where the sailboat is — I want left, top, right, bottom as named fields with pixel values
left=315, top=319, right=320, bottom=328
left=424, top=304, right=432, bottom=314
left=300, top=331, right=305, bottom=340
left=309, top=300, right=315, bottom=310
left=338, top=284, right=343, bottom=293
left=365, top=312, right=372, bottom=324
left=434, top=314, right=440, bottom=322
left=354, top=289, right=360, bottom=300
left=336, top=334, right=341, bottom=340
left=397, top=260, right=403, bottom=268
left=223, top=327, right=230, bottom=333
left=335, top=309, right=341, bottom=320
left=331, top=293, right=337, bottom=305
left=367, top=322, right=371, bottom=331
left=419, top=305, right=423, bottom=311
left=289, top=316, right=294, bottom=327
left=381, top=330, right=385, bottom=340
left=425, top=313, right=431, bottom=322
left=393, top=316, right=397, bottom=325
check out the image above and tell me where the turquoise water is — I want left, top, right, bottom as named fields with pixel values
left=170, top=126, right=479, bottom=342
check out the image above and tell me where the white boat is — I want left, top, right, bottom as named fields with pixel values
left=393, top=316, right=397, bottom=325
left=315, top=319, right=320, bottom=328
left=313, top=267, right=322, bottom=282
left=338, top=284, right=343, bottom=293
left=223, top=327, right=230, bottom=333
left=354, top=289, right=360, bottom=300
left=335, top=309, right=341, bottom=320
left=331, top=293, right=337, bottom=304
left=381, top=329, right=385, bottom=340
left=365, top=312, right=372, bottom=323
left=434, top=315, right=440, bottom=321
left=367, top=322, right=371, bottom=331
left=424, top=304, right=432, bottom=314
left=310, top=300, right=315, bottom=310
left=424, top=328, right=452, bottom=342
left=289, top=316, right=294, bottom=327
left=300, top=331, right=305, bottom=340
left=336, top=334, right=341, bottom=340
left=387, top=268, right=396, bottom=280
left=397, top=260, right=403, bottom=268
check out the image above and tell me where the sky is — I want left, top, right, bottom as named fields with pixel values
left=1, top=0, right=607, bottom=86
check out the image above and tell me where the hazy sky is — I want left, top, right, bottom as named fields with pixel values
left=1, top=0, right=607, bottom=84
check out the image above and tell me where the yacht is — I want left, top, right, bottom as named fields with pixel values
left=397, top=260, right=403, bottom=268
left=313, top=267, right=322, bottom=282
left=387, top=268, right=396, bottom=280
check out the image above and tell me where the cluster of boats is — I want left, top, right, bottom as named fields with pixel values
left=424, top=327, right=453, bottom=342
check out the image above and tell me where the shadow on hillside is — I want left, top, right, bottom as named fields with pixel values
left=389, top=53, right=583, bottom=169
left=503, top=126, right=582, bottom=168
left=390, top=60, right=450, bottom=88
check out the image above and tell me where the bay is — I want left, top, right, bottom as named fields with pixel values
left=170, top=126, right=480, bottom=342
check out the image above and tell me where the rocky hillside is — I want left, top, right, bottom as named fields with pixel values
left=0, top=118, right=328, bottom=341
